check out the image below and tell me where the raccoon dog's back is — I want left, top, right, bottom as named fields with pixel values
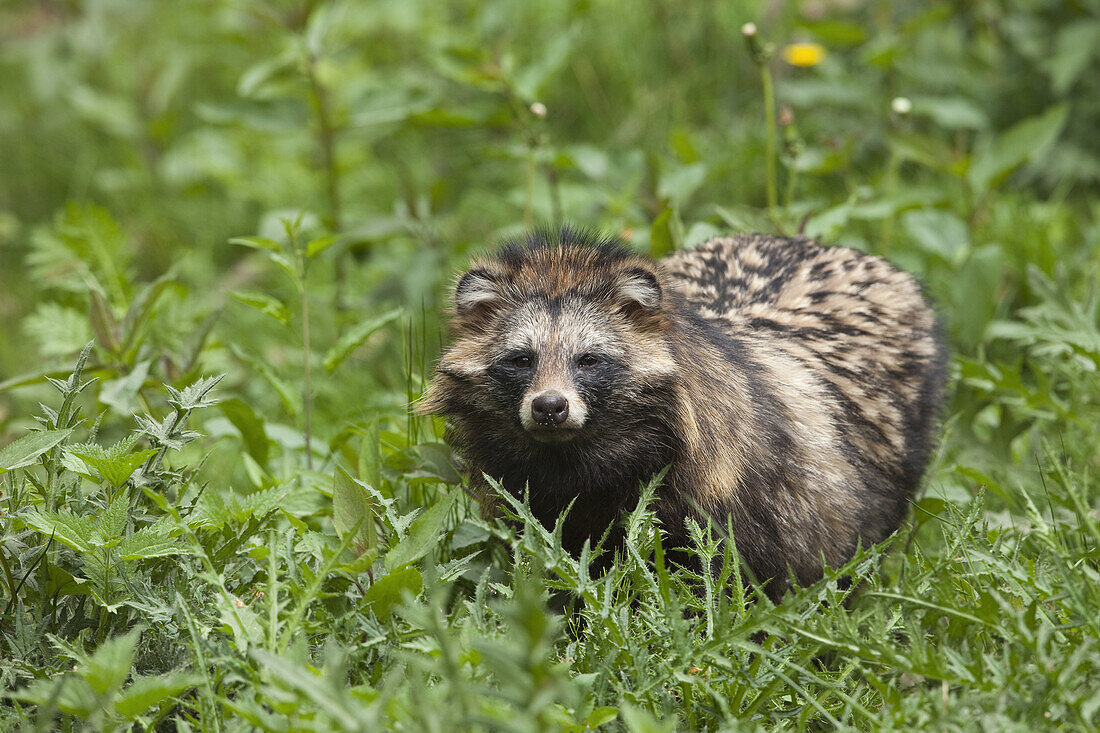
left=419, top=227, right=946, bottom=600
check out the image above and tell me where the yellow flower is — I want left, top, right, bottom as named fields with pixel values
left=781, top=43, right=826, bottom=67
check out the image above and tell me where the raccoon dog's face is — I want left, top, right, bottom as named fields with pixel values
left=419, top=236, right=678, bottom=450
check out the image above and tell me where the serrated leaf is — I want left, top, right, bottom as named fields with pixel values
left=333, top=467, right=379, bottom=557
left=69, top=438, right=156, bottom=488
left=384, top=489, right=459, bottom=571
left=323, top=308, right=401, bottom=372
left=114, top=673, right=203, bottom=719
left=9, top=677, right=99, bottom=718
left=96, top=495, right=130, bottom=546
left=21, top=509, right=96, bottom=552
left=231, top=290, right=291, bottom=326
left=0, top=428, right=73, bottom=473
left=117, top=522, right=187, bottom=561
left=79, top=627, right=142, bottom=696
left=23, top=302, right=94, bottom=358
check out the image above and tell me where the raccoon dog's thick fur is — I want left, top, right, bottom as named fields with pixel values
left=419, top=226, right=946, bottom=600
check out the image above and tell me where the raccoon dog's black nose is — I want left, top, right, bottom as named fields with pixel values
left=531, top=393, right=569, bottom=426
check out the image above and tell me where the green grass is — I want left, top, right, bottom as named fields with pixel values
left=2, top=0, right=1099, bottom=730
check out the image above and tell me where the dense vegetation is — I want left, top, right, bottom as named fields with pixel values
left=2, top=0, right=1099, bottom=729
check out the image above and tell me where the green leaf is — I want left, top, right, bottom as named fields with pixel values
left=23, top=302, right=94, bottom=358
left=219, top=398, right=271, bottom=465
left=120, top=271, right=177, bottom=357
left=232, top=346, right=300, bottom=417
left=323, top=308, right=401, bottom=372
left=114, top=673, right=203, bottom=719
left=305, top=234, right=340, bottom=259
left=586, top=706, right=619, bottom=728
left=9, top=677, right=99, bottom=718
left=901, top=210, right=969, bottom=265
left=231, top=290, right=291, bottom=326
left=384, top=443, right=462, bottom=484
left=968, top=105, right=1068, bottom=195
left=116, top=521, right=188, bottom=561
left=385, top=489, right=459, bottom=571
left=68, top=437, right=156, bottom=488
left=96, top=494, right=130, bottom=546
left=1050, top=22, right=1100, bottom=95
left=0, top=428, right=72, bottom=473
left=81, top=627, right=143, bottom=696
left=229, top=235, right=283, bottom=252
left=363, top=565, right=422, bottom=621
left=21, top=509, right=96, bottom=552
left=333, top=466, right=379, bottom=557
left=89, top=287, right=120, bottom=355
left=650, top=206, right=683, bottom=259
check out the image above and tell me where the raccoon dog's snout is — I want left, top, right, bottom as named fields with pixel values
left=531, top=392, right=569, bottom=425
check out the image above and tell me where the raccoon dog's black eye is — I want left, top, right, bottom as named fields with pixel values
left=577, top=354, right=600, bottom=368
left=513, top=355, right=533, bottom=369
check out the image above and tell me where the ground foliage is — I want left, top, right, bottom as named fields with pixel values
left=1, top=0, right=1099, bottom=730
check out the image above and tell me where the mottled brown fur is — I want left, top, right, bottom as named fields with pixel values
left=419, top=226, right=946, bottom=600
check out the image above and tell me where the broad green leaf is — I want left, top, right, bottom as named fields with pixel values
left=220, top=398, right=271, bottom=465
left=69, top=437, right=156, bottom=488
left=231, top=290, right=291, bottom=326
left=650, top=206, right=683, bottom=258
left=657, top=162, right=706, bottom=207
left=232, top=346, right=300, bottom=416
left=323, top=308, right=401, bottom=372
left=385, top=489, right=459, bottom=571
left=1050, top=22, right=1100, bottom=95
left=968, top=104, right=1068, bottom=195
left=117, top=522, right=188, bottom=561
left=586, top=706, right=619, bottom=728
left=114, top=673, right=203, bottom=719
left=385, top=443, right=462, bottom=484
left=305, top=234, right=340, bottom=259
left=901, top=210, right=969, bottom=264
left=81, top=627, right=143, bottom=696
left=9, top=677, right=99, bottom=718
left=21, top=509, right=96, bottom=552
left=0, top=428, right=72, bottom=473
left=96, top=495, right=130, bottom=546
left=363, top=565, right=422, bottom=621
left=333, top=467, right=379, bottom=557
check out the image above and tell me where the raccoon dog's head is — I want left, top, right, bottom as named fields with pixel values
left=418, top=227, right=679, bottom=450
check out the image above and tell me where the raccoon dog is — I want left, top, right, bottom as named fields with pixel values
left=418, top=226, right=946, bottom=600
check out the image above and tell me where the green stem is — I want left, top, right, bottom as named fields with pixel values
left=525, top=139, right=536, bottom=229
left=0, top=543, right=16, bottom=608
left=302, top=288, right=313, bottom=471
left=305, top=51, right=344, bottom=312
left=880, top=149, right=901, bottom=253
left=761, top=64, right=779, bottom=224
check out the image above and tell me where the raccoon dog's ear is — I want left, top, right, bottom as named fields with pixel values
left=613, top=266, right=662, bottom=311
left=454, top=268, right=504, bottom=315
